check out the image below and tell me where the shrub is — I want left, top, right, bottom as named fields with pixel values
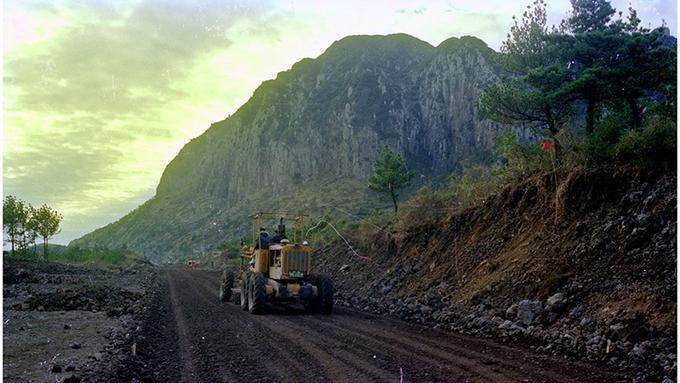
left=613, top=118, right=677, bottom=169
left=494, top=133, right=549, bottom=181
left=56, top=244, right=135, bottom=267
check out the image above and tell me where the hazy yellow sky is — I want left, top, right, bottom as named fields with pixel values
left=3, top=0, right=675, bottom=247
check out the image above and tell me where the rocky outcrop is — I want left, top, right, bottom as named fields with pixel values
left=156, top=34, right=509, bottom=203
left=75, top=33, right=524, bottom=258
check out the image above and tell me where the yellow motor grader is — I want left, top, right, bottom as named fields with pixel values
left=220, top=212, right=333, bottom=315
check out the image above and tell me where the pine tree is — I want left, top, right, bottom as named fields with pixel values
left=478, top=0, right=574, bottom=135
left=33, top=204, right=63, bottom=261
left=3, top=195, right=25, bottom=256
left=368, top=145, right=415, bottom=214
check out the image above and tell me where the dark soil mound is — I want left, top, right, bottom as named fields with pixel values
left=15, top=285, right=143, bottom=314
left=4, top=258, right=110, bottom=284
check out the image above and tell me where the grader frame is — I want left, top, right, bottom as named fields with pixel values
left=220, top=212, right=333, bottom=315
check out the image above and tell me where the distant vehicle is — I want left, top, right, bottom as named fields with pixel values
left=186, top=259, right=196, bottom=267
left=220, top=211, right=333, bottom=315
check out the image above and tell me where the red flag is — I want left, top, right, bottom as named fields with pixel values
left=542, top=141, right=551, bottom=150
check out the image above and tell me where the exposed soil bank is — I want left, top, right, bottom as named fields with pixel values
left=315, top=168, right=677, bottom=383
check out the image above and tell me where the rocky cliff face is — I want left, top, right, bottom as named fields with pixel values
left=75, top=33, right=524, bottom=259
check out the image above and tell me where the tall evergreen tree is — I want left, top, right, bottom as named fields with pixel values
left=557, top=2, right=675, bottom=132
left=478, top=0, right=575, bottom=135
left=568, top=0, right=615, bottom=33
left=480, top=0, right=676, bottom=143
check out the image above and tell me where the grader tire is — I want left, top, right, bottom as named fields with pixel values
left=318, top=275, right=334, bottom=315
left=241, top=272, right=250, bottom=311
left=220, top=270, right=234, bottom=302
left=248, top=272, right=266, bottom=315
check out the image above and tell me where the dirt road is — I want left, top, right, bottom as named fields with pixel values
left=140, top=266, right=630, bottom=383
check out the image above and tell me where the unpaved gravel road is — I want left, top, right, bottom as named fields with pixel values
left=140, top=265, right=631, bottom=383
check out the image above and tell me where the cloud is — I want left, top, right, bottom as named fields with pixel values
left=4, top=0, right=277, bottom=244
left=6, top=2, right=238, bottom=114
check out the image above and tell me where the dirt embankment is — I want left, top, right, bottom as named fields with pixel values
left=314, top=168, right=676, bottom=383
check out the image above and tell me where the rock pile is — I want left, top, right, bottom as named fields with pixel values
left=337, top=290, right=676, bottom=383
left=13, top=285, right=143, bottom=315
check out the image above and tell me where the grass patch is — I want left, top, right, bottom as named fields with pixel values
left=49, top=244, right=143, bottom=269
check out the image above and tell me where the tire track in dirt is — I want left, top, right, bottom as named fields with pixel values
left=162, top=267, right=296, bottom=382
left=251, top=314, right=404, bottom=382
left=252, top=310, right=540, bottom=382
left=163, top=268, right=255, bottom=382
left=255, top=313, right=476, bottom=382
left=285, top=313, right=540, bottom=382
left=164, top=268, right=201, bottom=382
left=157, top=267, right=631, bottom=383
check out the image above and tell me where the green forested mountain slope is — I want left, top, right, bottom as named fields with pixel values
left=73, top=34, right=523, bottom=260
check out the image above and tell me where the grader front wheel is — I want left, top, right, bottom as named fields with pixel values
left=248, top=272, right=267, bottom=314
left=220, top=270, right=234, bottom=302
left=305, top=275, right=334, bottom=314
left=318, top=275, right=334, bottom=315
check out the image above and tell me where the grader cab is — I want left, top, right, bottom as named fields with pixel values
left=220, top=212, right=333, bottom=315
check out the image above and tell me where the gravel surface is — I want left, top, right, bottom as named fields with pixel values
left=3, top=258, right=154, bottom=383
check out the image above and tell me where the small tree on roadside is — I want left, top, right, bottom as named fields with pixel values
left=3, top=196, right=34, bottom=256
left=33, top=204, right=63, bottom=261
left=4, top=196, right=62, bottom=259
left=26, top=207, right=40, bottom=258
left=368, top=145, right=415, bottom=214
left=3, top=195, right=24, bottom=255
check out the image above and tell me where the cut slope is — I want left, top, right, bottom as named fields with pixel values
left=314, top=167, right=676, bottom=335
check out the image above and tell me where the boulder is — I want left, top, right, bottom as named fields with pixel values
left=516, top=300, right=544, bottom=326
left=545, top=292, right=567, bottom=313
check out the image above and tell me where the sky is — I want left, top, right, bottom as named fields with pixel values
left=3, top=0, right=676, bottom=247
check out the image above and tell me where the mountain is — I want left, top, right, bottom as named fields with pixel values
left=73, top=33, right=528, bottom=260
